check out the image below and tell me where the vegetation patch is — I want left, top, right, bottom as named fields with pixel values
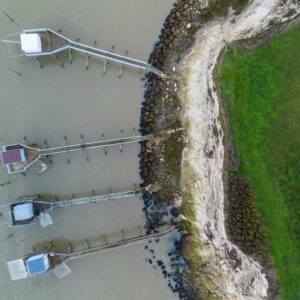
left=219, top=24, right=300, bottom=300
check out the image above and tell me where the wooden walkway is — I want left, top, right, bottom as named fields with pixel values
left=55, top=226, right=176, bottom=263
left=40, top=134, right=153, bottom=156
left=22, top=28, right=165, bottom=77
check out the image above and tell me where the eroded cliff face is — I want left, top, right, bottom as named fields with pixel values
left=180, top=1, right=300, bottom=299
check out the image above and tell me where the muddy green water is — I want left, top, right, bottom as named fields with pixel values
left=0, top=1, right=177, bottom=299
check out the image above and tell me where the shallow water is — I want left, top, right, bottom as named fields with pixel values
left=0, top=1, right=177, bottom=299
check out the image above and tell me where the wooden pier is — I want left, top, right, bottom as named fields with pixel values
left=0, top=189, right=144, bottom=228
left=7, top=226, right=176, bottom=280
left=1, top=134, right=153, bottom=174
left=3, top=28, right=164, bottom=77
left=62, top=226, right=175, bottom=261
left=40, top=134, right=153, bottom=156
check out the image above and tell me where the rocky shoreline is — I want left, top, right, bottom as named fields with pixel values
left=139, top=0, right=299, bottom=299
left=139, top=1, right=214, bottom=298
left=138, top=1, right=255, bottom=299
left=139, top=0, right=254, bottom=299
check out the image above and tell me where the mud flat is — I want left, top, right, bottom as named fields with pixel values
left=139, top=0, right=300, bottom=299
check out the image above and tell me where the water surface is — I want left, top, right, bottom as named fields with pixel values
left=0, top=1, right=176, bottom=299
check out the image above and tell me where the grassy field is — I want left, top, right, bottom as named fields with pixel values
left=220, top=25, right=300, bottom=300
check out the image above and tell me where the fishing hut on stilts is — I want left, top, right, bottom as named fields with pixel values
left=2, top=28, right=165, bottom=77
left=0, top=188, right=147, bottom=228
left=1, top=134, right=154, bottom=174
left=7, top=226, right=175, bottom=281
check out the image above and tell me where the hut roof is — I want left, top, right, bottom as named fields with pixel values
left=2, top=148, right=26, bottom=165
left=26, top=254, right=50, bottom=277
left=20, top=33, right=42, bottom=53
left=13, top=203, right=34, bottom=221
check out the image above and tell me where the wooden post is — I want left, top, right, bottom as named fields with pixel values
left=69, top=48, right=72, bottom=64
left=43, top=140, right=48, bottom=148
left=85, top=239, right=91, bottom=249
left=118, top=64, right=123, bottom=79
left=103, top=58, right=107, bottom=75
left=35, top=57, right=43, bottom=68
left=102, top=235, right=108, bottom=245
left=85, top=52, right=89, bottom=70
left=68, top=243, right=73, bottom=253
left=9, top=68, right=21, bottom=76
left=103, top=46, right=114, bottom=75
left=109, top=46, right=115, bottom=63
left=138, top=225, right=142, bottom=237
left=102, top=133, right=108, bottom=155
left=47, top=241, right=53, bottom=251
left=63, top=135, right=67, bottom=153
left=120, top=130, right=123, bottom=152
left=118, top=51, right=128, bottom=79
left=53, top=55, right=64, bottom=68
left=63, top=135, right=70, bottom=163
left=80, top=134, right=89, bottom=161
left=1, top=10, right=20, bottom=27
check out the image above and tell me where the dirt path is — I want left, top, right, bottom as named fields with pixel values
left=180, top=1, right=300, bottom=299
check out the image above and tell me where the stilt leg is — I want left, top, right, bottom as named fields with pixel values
left=35, top=57, right=43, bottom=68
left=118, top=63, right=123, bottom=79
left=9, top=68, right=21, bottom=76
left=120, top=130, right=123, bottom=152
left=53, top=55, right=64, bottom=68
left=103, top=58, right=107, bottom=75
left=69, top=48, right=72, bottom=64
left=85, top=53, right=89, bottom=70
left=102, top=133, right=108, bottom=155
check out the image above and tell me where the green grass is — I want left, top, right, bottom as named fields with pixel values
left=220, top=25, right=300, bottom=300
